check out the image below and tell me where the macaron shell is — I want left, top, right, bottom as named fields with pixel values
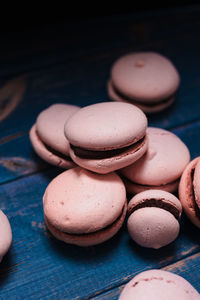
left=36, top=103, right=80, bottom=155
left=30, top=124, right=76, bottom=169
left=119, top=269, right=200, bottom=300
left=68, top=136, right=148, bottom=174
left=128, top=207, right=180, bottom=249
left=111, top=52, right=180, bottom=102
left=45, top=202, right=127, bottom=247
left=121, top=127, right=190, bottom=186
left=128, top=189, right=182, bottom=216
left=65, top=102, right=147, bottom=150
left=123, top=176, right=179, bottom=195
left=179, top=157, right=200, bottom=228
left=0, top=210, right=12, bottom=261
left=43, top=167, right=126, bottom=234
left=108, top=79, right=175, bottom=113
left=193, top=159, right=200, bottom=209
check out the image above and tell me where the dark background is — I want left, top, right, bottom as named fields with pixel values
left=2, top=1, right=200, bottom=33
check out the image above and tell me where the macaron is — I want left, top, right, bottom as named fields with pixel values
left=30, top=103, right=80, bottom=168
left=43, top=167, right=127, bottom=246
left=179, top=157, right=200, bottom=228
left=0, top=210, right=12, bottom=262
left=64, top=102, right=148, bottom=174
left=108, top=52, right=180, bottom=113
left=120, top=127, right=190, bottom=194
left=127, top=190, right=182, bottom=249
left=119, top=269, right=200, bottom=299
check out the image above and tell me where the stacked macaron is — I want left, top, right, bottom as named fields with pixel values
left=29, top=99, right=192, bottom=249
left=28, top=52, right=197, bottom=250
left=108, top=52, right=180, bottom=113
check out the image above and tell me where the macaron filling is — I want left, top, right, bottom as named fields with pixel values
left=35, top=129, right=72, bottom=162
left=189, top=167, right=200, bottom=219
left=128, top=198, right=180, bottom=220
left=111, top=82, right=175, bottom=107
left=45, top=203, right=126, bottom=238
left=70, top=136, right=146, bottom=159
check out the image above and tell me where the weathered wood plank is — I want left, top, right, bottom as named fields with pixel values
left=0, top=170, right=199, bottom=299
left=93, top=253, right=200, bottom=299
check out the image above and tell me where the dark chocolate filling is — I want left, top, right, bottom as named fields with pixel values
left=44, top=143, right=73, bottom=162
left=70, top=136, right=145, bottom=159
left=112, top=83, right=175, bottom=107
left=128, top=198, right=180, bottom=220
left=191, top=168, right=200, bottom=219
left=36, top=130, right=73, bottom=162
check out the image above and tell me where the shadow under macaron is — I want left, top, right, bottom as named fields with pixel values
left=45, top=222, right=126, bottom=263
left=0, top=250, right=13, bottom=286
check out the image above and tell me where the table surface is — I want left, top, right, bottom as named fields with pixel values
left=0, top=5, right=200, bottom=299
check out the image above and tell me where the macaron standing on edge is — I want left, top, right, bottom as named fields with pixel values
left=108, top=52, right=180, bottom=113
left=179, top=156, right=200, bottom=228
left=120, top=127, right=190, bottom=194
left=0, top=210, right=12, bottom=262
left=30, top=103, right=80, bottom=168
left=127, top=189, right=182, bottom=249
left=43, top=167, right=127, bottom=246
left=64, top=102, right=148, bottom=174
left=119, top=269, right=200, bottom=299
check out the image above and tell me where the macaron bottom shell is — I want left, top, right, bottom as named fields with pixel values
left=68, top=136, right=148, bottom=174
left=108, top=80, right=175, bottom=114
left=44, top=202, right=127, bottom=247
left=123, top=176, right=179, bottom=195
left=30, top=124, right=76, bottom=169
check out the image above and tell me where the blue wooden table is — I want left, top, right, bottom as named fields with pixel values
left=0, top=5, right=200, bottom=299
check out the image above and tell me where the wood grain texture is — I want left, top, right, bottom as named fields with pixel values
left=0, top=170, right=199, bottom=299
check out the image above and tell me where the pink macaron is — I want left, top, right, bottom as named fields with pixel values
left=108, top=52, right=180, bottom=113
left=127, top=190, right=182, bottom=249
left=120, top=127, right=190, bottom=194
left=119, top=269, right=200, bottom=299
left=43, top=167, right=127, bottom=246
left=179, top=157, right=200, bottom=228
left=30, top=103, right=80, bottom=168
left=0, top=210, right=12, bottom=262
left=64, top=102, right=148, bottom=174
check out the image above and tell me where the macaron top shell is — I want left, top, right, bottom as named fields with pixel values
left=121, top=127, right=190, bottom=185
left=65, top=102, right=147, bottom=150
left=36, top=103, right=80, bottom=154
left=43, top=167, right=126, bottom=234
left=111, top=52, right=180, bottom=102
left=119, top=269, right=200, bottom=300
left=128, top=189, right=182, bottom=217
